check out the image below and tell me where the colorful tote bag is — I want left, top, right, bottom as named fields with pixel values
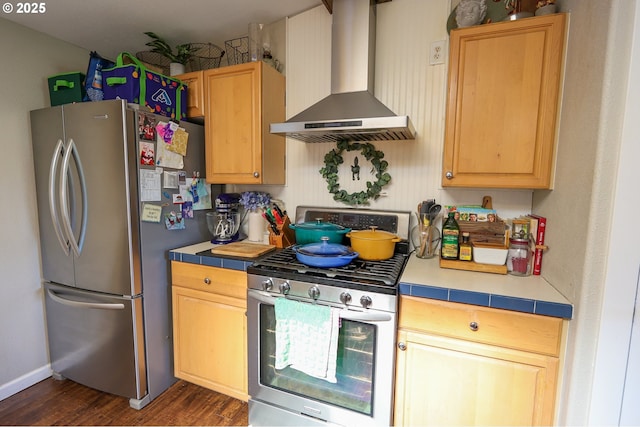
left=102, top=52, right=187, bottom=120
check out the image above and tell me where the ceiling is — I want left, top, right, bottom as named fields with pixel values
left=3, top=0, right=323, bottom=60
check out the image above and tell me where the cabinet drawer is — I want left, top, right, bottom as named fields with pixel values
left=399, top=296, right=564, bottom=356
left=171, top=261, right=246, bottom=300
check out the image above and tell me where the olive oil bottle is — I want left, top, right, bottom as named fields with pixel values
left=441, top=212, right=460, bottom=260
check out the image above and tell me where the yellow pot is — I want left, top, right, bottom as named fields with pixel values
left=346, top=228, right=402, bottom=261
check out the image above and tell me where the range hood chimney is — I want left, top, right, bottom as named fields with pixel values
left=270, top=0, right=415, bottom=143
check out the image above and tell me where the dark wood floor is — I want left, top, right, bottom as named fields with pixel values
left=0, top=378, right=248, bottom=426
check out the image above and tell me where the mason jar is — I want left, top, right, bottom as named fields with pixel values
left=507, top=237, right=532, bottom=276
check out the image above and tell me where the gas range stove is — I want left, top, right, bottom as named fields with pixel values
left=247, top=206, right=412, bottom=312
left=247, top=246, right=408, bottom=295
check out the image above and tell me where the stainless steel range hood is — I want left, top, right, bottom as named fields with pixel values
left=270, top=0, right=415, bottom=143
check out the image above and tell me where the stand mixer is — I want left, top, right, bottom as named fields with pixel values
left=206, top=193, right=245, bottom=244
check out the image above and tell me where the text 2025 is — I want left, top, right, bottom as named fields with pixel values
left=16, top=2, right=46, bottom=13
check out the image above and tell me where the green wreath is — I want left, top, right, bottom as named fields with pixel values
left=319, top=140, right=391, bottom=206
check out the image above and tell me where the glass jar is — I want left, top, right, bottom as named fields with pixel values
left=411, top=222, right=441, bottom=259
left=507, top=237, right=532, bottom=276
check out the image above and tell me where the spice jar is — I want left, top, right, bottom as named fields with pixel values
left=507, top=237, right=532, bottom=276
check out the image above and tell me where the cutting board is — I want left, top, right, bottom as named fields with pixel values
left=210, top=241, right=276, bottom=258
left=439, top=258, right=507, bottom=275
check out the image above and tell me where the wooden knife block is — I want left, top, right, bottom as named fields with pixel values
left=268, top=215, right=296, bottom=248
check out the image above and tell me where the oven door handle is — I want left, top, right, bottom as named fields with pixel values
left=340, top=310, right=393, bottom=322
left=249, top=291, right=393, bottom=322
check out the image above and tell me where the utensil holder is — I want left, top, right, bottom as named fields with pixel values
left=268, top=215, right=296, bottom=248
left=412, top=225, right=441, bottom=259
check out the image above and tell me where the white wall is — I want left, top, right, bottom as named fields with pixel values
left=229, top=0, right=534, bottom=221
left=588, top=1, right=640, bottom=423
left=0, top=18, right=88, bottom=399
left=531, top=0, right=638, bottom=424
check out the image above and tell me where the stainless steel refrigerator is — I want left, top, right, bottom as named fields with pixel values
left=30, top=99, right=219, bottom=409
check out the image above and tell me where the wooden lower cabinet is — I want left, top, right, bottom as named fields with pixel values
left=394, top=296, right=566, bottom=426
left=171, top=261, right=248, bottom=401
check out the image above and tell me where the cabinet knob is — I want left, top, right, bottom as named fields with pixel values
left=445, top=171, right=454, bottom=179
left=253, top=171, right=260, bottom=178
left=469, top=321, right=479, bottom=331
left=203, top=277, right=211, bottom=285
left=398, top=342, right=407, bottom=351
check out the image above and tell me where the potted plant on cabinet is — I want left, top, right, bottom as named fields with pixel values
left=144, top=31, right=197, bottom=75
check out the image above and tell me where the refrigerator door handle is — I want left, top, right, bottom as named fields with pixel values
left=47, top=289, right=125, bottom=310
left=49, top=139, right=71, bottom=255
left=60, top=138, right=89, bottom=257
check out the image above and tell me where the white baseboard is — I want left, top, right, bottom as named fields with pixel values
left=0, top=365, right=52, bottom=402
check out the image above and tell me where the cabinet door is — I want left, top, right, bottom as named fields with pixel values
left=442, top=14, right=567, bottom=189
left=177, top=71, right=205, bottom=117
left=394, top=330, right=558, bottom=426
left=204, top=62, right=262, bottom=184
left=172, top=285, right=248, bottom=401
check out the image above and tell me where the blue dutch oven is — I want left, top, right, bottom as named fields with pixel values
left=293, top=238, right=358, bottom=268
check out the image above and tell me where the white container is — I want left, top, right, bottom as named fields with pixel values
left=247, top=209, right=265, bottom=242
left=472, top=244, right=508, bottom=265
left=169, top=62, right=185, bottom=76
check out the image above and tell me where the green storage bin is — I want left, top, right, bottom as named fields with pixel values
left=48, top=72, right=86, bottom=106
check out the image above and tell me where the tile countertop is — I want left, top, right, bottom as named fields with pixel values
left=170, top=242, right=573, bottom=319
left=169, top=241, right=257, bottom=272
left=399, top=254, right=573, bottom=319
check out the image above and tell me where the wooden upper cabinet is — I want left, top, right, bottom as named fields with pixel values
left=176, top=71, right=205, bottom=118
left=442, top=13, right=567, bottom=189
left=203, top=62, right=286, bottom=184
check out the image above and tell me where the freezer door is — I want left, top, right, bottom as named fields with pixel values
left=31, top=106, right=76, bottom=287
left=62, top=101, right=139, bottom=296
left=44, top=282, right=147, bottom=400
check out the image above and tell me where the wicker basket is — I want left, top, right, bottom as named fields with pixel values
left=224, top=37, right=249, bottom=65
left=135, top=51, right=170, bottom=75
left=186, top=43, right=225, bottom=71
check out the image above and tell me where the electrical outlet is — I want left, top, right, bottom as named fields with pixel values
left=430, top=40, right=446, bottom=65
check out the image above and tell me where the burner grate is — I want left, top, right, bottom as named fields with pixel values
left=248, top=247, right=407, bottom=289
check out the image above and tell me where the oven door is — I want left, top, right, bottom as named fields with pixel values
left=247, top=289, right=397, bottom=427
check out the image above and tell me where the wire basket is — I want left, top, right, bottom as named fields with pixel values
left=225, top=37, right=249, bottom=65
left=187, top=43, right=225, bottom=72
left=135, top=51, right=171, bottom=75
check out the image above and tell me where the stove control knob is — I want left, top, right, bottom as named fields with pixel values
left=340, top=292, right=352, bottom=305
left=308, top=286, right=320, bottom=300
left=360, top=295, right=372, bottom=308
left=261, top=279, right=273, bottom=292
left=279, top=282, right=291, bottom=295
